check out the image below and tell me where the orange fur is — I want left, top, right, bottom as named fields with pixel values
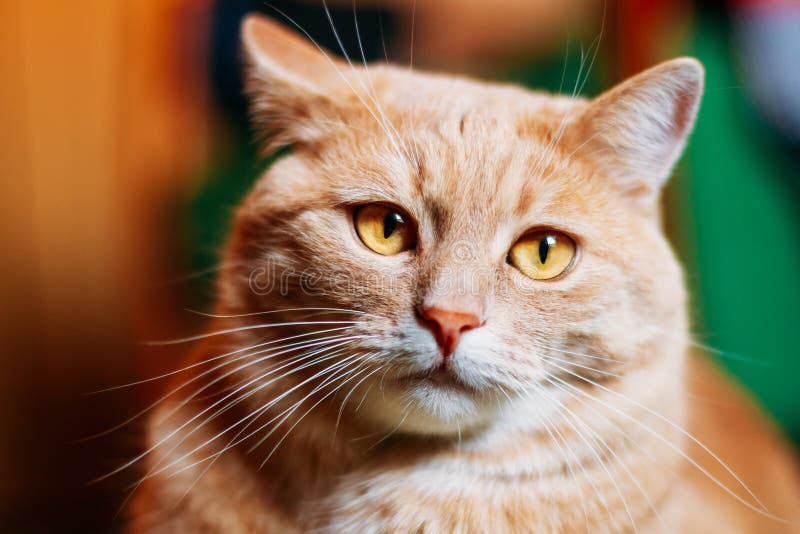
left=130, top=16, right=800, bottom=533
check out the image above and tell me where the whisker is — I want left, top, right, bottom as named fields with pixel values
left=124, top=348, right=359, bottom=502
left=159, top=352, right=370, bottom=481
left=172, top=354, right=375, bottom=510
left=521, top=389, right=613, bottom=525
left=142, top=346, right=371, bottom=483
left=143, top=320, right=364, bottom=346
left=544, top=361, right=781, bottom=520
left=519, top=387, right=595, bottom=531
left=650, top=325, right=773, bottom=367
left=83, top=332, right=360, bottom=443
left=524, top=383, right=630, bottom=529
left=543, top=376, right=672, bottom=533
left=257, top=360, right=377, bottom=468
left=264, top=4, right=407, bottom=162
left=248, top=354, right=371, bottom=454
left=90, top=326, right=357, bottom=395
left=333, top=359, right=384, bottom=440
left=541, top=354, right=622, bottom=379
left=361, top=400, right=413, bottom=451
left=377, top=10, right=389, bottom=65
left=183, top=306, right=373, bottom=320
left=95, top=337, right=367, bottom=483
left=153, top=336, right=364, bottom=425
left=348, top=0, right=410, bottom=165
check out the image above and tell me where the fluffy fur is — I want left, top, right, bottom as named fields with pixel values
left=130, top=15, right=800, bottom=533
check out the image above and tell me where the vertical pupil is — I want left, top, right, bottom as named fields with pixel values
left=383, top=212, right=402, bottom=239
left=538, top=235, right=554, bottom=264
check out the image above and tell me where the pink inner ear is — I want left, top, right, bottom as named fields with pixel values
left=243, top=15, right=344, bottom=90
left=671, top=88, right=696, bottom=140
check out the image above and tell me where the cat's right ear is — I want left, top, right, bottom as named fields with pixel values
left=573, top=58, right=704, bottom=207
left=241, top=15, right=348, bottom=153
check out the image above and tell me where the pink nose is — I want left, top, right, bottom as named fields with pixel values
left=419, top=306, right=482, bottom=358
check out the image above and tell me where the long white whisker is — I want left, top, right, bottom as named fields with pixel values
left=348, top=0, right=412, bottom=167
left=151, top=343, right=362, bottom=460
left=257, top=361, right=376, bottom=468
left=196, top=356, right=375, bottom=502
left=127, top=348, right=356, bottom=489
left=525, top=386, right=620, bottom=521
left=160, top=352, right=369, bottom=480
left=537, top=381, right=647, bottom=532
left=518, top=386, right=594, bottom=531
left=153, top=335, right=361, bottom=425
left=83, top=331, right=359, bottom=443
left=544, top=361, right=779, bottom=519
left=272, top=3, right=407, bottom=162
left=543, top=376, right=671, bottom=533
left=542, top=354, right=622, bottom=379
left=184, top=306, right=373, bottom=320
left=247, top=353, right=371, bottom=454
left=92, top=326, right=357, bottom=394
left=144, top=320, right=364, bottom=345
left=334, top=359, right=384, bottom=439
left=96, top=336, right=366, bottom=483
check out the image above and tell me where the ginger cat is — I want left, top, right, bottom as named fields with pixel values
left=129, top=15, right=800, bottom=533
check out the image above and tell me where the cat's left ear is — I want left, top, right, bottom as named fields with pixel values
left=576, top=58, right=704, bottom=203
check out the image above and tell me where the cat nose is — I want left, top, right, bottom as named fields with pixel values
left=418, top=306, right=482, bottom=358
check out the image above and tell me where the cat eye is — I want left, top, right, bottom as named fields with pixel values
left=354, top=204, right=416, bottom=256
left=508, top=230, right=576, bottom=280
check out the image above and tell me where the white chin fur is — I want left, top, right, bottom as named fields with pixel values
left=357, top=380, right=497, bottom=436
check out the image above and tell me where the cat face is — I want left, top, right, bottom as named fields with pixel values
left=223, top=16, right=702, bottom=436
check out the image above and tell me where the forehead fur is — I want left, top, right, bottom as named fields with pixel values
left=252, top=66, right=617, bottom=237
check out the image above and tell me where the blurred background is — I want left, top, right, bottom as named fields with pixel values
left=1, top=0, right=798, bottom=531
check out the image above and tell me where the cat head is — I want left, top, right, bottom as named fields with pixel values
left=221, top=15, right=703, bottom=436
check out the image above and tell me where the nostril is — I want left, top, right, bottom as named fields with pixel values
left=418, top=306, right=483, bottom=357
left=420, top=307, right=481, bottom=330
left=458, top=318, right=479, bottom=334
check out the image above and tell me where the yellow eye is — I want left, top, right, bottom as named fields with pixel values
left=354, top=204, right=416, bottom=255
left=508, top=231, right=576, bottom=280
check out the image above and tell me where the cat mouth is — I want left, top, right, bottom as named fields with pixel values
left=400, top=367, right=474, bottom=393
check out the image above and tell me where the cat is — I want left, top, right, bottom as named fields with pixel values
left=129, top=14, right=800, bottom=533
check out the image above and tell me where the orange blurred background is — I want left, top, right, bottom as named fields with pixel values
left=1, top=1, right=213, bottom=529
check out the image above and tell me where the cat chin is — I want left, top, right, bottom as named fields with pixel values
left=356, top=379, right=498, bottom=437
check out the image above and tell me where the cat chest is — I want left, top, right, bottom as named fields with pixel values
left=304, top=460, right=669, bottom=533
